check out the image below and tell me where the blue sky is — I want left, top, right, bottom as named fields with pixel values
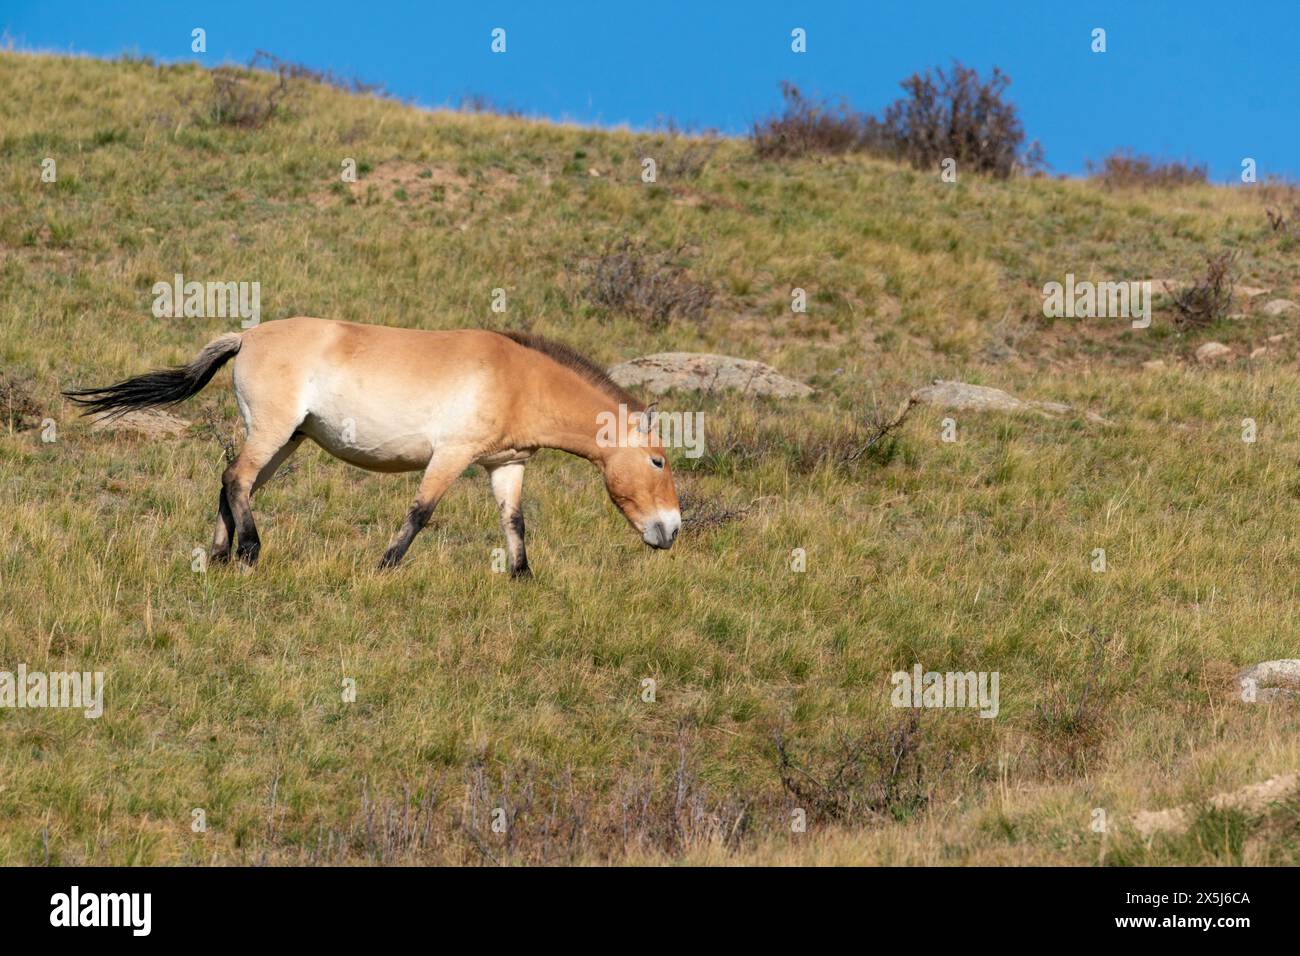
left=4, top=1, right=1298, bottom=180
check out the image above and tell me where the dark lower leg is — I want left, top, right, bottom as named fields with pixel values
left=378, top=501, right=434, bottom=569
left=503, top=510, right=530, bottom=578
left=210, top=486, right=236, bottom=563
left=222, top=465, right=259, bottom=565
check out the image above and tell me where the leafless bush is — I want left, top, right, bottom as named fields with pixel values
left=299, top=776, right=441, bottom=864
left=842, top=396, right=917, bottom=465
left=394, top=739, right=747, bottom=864
left=1087, top=150, right=1207, bottom=190
left=751, top=64, right=1041, bottom=178
left=1172, top=251, right=1237, bottom=329
left=1, top=373, right=43, bottom=431
left=685, top=397, right=913, bottom=477
left=660, top=138, right=720, bottom=180
left=751, top=82, right=883, bottom=159
left=457, top=93, right=524, bottom=117
left=678, top=489, right=768, bottom=534
left=191, top=408, right=239, bottom=466
left=775, top=712, right=930, bottom=825
left=883, top=62, right=1042, bottom=178
left=201, top=66, right=292, bottom=129
left=249, top=50, right=384, bottom=96
left=583, top=239, right=713, bottom=328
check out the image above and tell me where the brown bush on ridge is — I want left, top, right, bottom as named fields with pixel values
left=883, top=61, right=1042, bottom=178
left=249, top=50, right=384, bottom=96
left=751, top=63, right=1041, bottom=179
left=1172, top=251, right=1237, bottom=329
left=192, top=50, right=383, bottom=130
left=1087, top=150, right=1208, bottom=190
left=201, top=66, right=292, bottom=128
left=751, top=82, right=883, bottom=159
left=582, top=239, right=713, bottom=328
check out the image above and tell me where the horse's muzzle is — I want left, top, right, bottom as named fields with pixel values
left=642, top=511, right=681, bottom=550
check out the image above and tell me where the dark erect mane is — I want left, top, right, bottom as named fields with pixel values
left=500, top=331, right=643, bottom=409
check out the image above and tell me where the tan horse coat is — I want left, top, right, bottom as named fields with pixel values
left=65, top=317, right=681, bottom=576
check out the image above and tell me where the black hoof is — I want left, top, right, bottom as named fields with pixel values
left=510, top=564, right=533, bottom=580
left=236, top=539, right=260, bottom=566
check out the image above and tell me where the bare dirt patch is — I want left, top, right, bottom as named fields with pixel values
left=313, top=160, right=517, bottom=210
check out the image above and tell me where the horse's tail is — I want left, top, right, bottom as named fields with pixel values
left=62, top=332, right=243, bottom=418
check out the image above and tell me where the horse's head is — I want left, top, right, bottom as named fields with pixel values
left=598, top=405, right=681, bottom=549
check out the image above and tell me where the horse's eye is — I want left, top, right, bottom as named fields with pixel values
left=650, top=456, right=665, bottom=470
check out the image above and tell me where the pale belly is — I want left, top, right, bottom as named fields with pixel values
left=293, top=373, right=526, bottom=474
left=300, top=412, right=432, bottom=472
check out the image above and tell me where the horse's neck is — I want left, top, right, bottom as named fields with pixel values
left=523, top=371, right=622, bottom=463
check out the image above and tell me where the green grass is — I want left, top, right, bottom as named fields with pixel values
left=1, top=51, right=1298, bottom=864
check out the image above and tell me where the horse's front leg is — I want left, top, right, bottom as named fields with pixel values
left=378, top=445, right=477, bottom=570
left=486, top=461, right=530, bottom=579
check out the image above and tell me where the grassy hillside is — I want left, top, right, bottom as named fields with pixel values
left=2, top=51, right=1299, bottom=865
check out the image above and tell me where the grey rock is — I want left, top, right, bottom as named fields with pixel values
left=608, top=352, right=813, bottom=398
left=910, top=380, right=1112, bottom=424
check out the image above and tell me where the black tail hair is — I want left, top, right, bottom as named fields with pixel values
left=62, top=332, right=243, bottom=418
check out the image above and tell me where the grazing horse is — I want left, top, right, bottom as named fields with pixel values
left=64, top=317, right=681, bottom=577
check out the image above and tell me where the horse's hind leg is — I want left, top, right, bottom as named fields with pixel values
left=486, top=462, right=530, bottom=579
left=210, top=486, right=236, bottom=564
left=221, top=425, right=303, bottom=567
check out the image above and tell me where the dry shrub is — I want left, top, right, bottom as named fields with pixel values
left=660, top=139, right=719, bottom=180
left=751, top=64, right=1041, bottom=179
left=684, top=397, right=913, bottom=476
left=678, top=488, right=757, bottom=534
left=1, top=373, right=43, bottom=430
left=192, top=50, right=378, bottom=129
left=201, top=66, right=292, bottom=128
left=775, top=712, right=931, bottom=825
left=249, top=50, right=383, bottom=95
left=297, top=737, right=751, bottom=865
left=883, top=62, right=1042, bottom=179
left=457, top=93, right=524, bottom=118
left=583, top=239, right=713, bottom=328
left=751, top=82, right=881, bottom=159
left=1172, top=251, right=1237, bottom=329
left=1087, top=150, right=1207, bottom=190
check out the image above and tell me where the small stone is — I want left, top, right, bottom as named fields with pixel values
left=1195, top=342, right=1232, bottom=364
left=1141, top=359, right=1166, bottom=370
left=1250, top=347, right=1268, bottom=359
left=1261, top=299, right=1298, bottom=317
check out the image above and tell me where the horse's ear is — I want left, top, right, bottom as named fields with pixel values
left=639, top=402, right=658, bottom=433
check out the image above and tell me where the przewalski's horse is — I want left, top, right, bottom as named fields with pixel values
left=64, top=317, right=681, bottom=577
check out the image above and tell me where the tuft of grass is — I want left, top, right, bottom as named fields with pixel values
left=582, top=238, right=713, bottom=328
left=1087, top=151, right=1208, bottom=190
left=1172, top=250, right=1237, bottom=330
